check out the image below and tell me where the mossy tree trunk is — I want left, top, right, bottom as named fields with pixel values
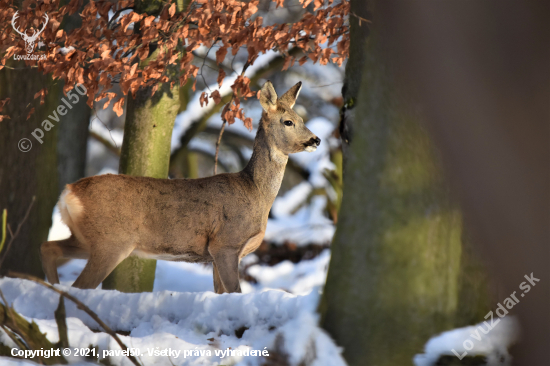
left=318, top=1, right=490, bottom=365
left=0, top=63, right=60, bottom=277
left=102, top=82, right=179, bottom=292
left=0, top=0, right=91, bottom=276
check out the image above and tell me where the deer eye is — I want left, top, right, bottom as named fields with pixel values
left=283, top=120, right=294, bottom=127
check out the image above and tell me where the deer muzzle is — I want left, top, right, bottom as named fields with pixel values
left=304, top=136, right=321, bottom=152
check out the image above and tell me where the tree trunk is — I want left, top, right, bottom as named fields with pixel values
left=56, top=91, right=90, bottom=194
left=381, top=1, right=550, bottom=363
left=0, top=0, right=91, bottom=276
left=318, top=2, right=490, bottom=365
left=102, top=82, right=179, bottom=292
left=0, top=62, right=60, bottom=277
left=57, top=0, right=90, bottom=194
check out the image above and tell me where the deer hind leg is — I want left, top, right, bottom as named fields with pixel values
left=211, top=250, right=241, bottom=293
left=212, top=263, right=225, bottom=294
left=71, top=242, right=135, bottom=290
left=40, top=235, right=89, bottom=285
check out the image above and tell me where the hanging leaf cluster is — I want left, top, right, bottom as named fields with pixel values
left=0, top=0, right=350, bottom=126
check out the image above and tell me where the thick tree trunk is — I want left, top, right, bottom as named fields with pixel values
left=0, top=63, right=60, bottom=277
left=102, top=83, right=179, bottom=292
left=381, top=1, right=550, bottom=363
left=319, top=2, right=490, bottom=365
left=0, top=0, right=90, bottom=276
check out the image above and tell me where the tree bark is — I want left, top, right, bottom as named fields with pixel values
left=319, top=1, right=490, bottom=365
left=56, top=92, right=89, bottom=194
left=0, top=62, right=60, bottom=277
left=57, top=0, right=90, bottom=194
left=381, top=1, right=550, bottom=363
left=102, top=82, right=179, bottom=292
left=0, top=0, right=90, bottom=276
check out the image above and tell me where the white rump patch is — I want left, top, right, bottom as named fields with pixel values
left=58, top=186, right=84, bottom=238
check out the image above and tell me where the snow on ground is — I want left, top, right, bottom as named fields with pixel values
left=414, top=317, right=520, bottom=366
left=0, top=276, right=345, bottom=366
left=245, top=251, right=330, bottom=295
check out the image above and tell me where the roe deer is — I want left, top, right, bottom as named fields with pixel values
left=40, top=81, right=320, bottom=293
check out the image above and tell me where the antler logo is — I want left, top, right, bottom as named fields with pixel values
left=11, top=11, right=48, bottom=54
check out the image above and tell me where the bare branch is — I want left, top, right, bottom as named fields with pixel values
left=213, top=120, right=226, bottom=175
left=89, top=130, right=121, bottom=156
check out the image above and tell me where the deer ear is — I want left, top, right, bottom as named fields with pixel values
left=279, top=81, right=302, bottom=108
left=259, top=81, right=278, bottom=112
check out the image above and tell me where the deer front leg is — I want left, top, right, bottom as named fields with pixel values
left=211, top=250, right=241, bottom=293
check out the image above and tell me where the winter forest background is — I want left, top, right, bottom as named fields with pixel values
left=0, top=0, right=548, bottom=365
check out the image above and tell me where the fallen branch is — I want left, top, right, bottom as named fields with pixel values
left=8, top=272, right=142, bottom=366
left=0, top=293, right=67, bottom=365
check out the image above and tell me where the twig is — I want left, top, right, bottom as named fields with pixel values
left=107, top=7, right=134, bottom=29
left=92, top=107, right=119, bottom=149
left=89, top=130, right=121, bottom=156
left=311, top=81, right=343, bottom=88
left=0, top=324, right=28, bottom=351
left=0, top=209, right=6, bottom=253
left=213, top=120, right=226, bottom=175
left=0, top=288, right=24, bottom=350
left=198, top=42, right=216, bottom=91
left=350, top=11, right=372, bottom=26
left=6, top=225, right=13, bottom=239
left=213, top=60, right=251, bottom=175
left=192, top=51, right=233, bottom=74
left=8, top=272, right=142, bottom=366
left=54, top=296, right=69, bottom=349
left=0, top=197, right=35, bottom=270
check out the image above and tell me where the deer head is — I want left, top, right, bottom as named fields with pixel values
left=11, top=11, right=48, bottom=54
left=259, top=81, right=321, bottom=155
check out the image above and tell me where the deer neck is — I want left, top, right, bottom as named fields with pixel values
left=243, top=123, right=288, bottom=205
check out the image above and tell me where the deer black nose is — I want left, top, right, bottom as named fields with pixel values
left=313, top=137, right=321, bottom=146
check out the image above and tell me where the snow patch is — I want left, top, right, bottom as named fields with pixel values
left=414, top=317, right=520, bottom=366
